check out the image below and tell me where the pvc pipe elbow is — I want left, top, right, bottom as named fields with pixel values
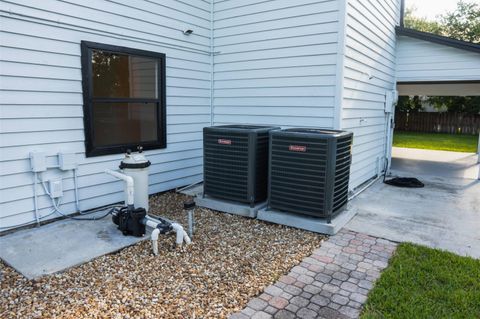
left=151, top=228, right=160, bottom=256
left=183, top=230, right=192, bottom=245
left=104, top=169, right=135, bottom=206
left=171, top=223, right=186, bottom=246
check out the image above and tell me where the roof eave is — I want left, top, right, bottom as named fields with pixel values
left=396, top=27, right=480, bottom=54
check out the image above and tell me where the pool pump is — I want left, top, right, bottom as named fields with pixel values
left=105, top=148, right=192, bottom=255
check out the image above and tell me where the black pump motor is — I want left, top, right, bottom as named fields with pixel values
left=112, top=207, right=146, bottom=237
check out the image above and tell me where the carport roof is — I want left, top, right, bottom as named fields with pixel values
left=396, top=27, right=480, bottom=54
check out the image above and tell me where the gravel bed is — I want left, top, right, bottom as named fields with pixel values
left=1, top=192, right=324, bottom=319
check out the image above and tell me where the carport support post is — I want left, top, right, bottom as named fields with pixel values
left=477, top=132, right=480, bottom=180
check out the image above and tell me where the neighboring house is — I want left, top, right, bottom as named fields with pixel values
left=419, top=100, right=448, bottom=113
left=1, top=0, right=479, bottom=231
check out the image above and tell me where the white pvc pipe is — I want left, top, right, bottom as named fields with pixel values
left=105, top=169, right=134, bottom=206
left=348, top=174, right=382, bottom=201
left=183, top=229, right=192, bottom=245
left=143, top=217, right=191, bottom=255
left=73, top=168, right=82, bottom=213
left=171, top=223, right=186, bottom=246
left=151, top=228, right=160, bottom=256
left=145, top=219, right=159, bottom=229
left=33, top=172, right=40, bottom=226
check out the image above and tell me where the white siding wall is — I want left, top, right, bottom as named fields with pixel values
left=1, top=0, right=413, bottom=231
left=397, top=36, right=480, bottom=82
left=341, top=0, right=401, bottom=189
left=212, top=0, right=341, bottom=128
left=0, top=0, right=212, bottom=230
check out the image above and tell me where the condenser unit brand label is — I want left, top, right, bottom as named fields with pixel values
left=289, top=145, right=306, bottom=152
left=218, top=139, right=232, bottom=145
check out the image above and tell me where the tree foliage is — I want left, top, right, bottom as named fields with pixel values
left=403, top=7, right=443, bottom=35
left=404, top=0, right=480, bottom=43
left=440, top=1, right=480, bottom=43
left=397, top=96, right=423, bottom=113
left=428, top=96, right=480, bottom=114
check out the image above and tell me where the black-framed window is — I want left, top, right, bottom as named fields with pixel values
left=81, top=41, right=166, bottom=157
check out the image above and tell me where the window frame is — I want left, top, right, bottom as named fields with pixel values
left=80, top=41, right=167, bottom=157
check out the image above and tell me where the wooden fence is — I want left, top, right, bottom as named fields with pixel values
left=395, top=112, right=480, bottom=135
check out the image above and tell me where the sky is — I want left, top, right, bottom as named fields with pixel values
left=405, top=0, right=479, bottom=20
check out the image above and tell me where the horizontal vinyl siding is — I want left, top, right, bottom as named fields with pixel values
left=341, top=0, right=401, bottom=189
left=0, top=0, right=212, bottom=230
left=212, top=0, right=340, bottom=128
left=396, top=36, right=480, bottom=82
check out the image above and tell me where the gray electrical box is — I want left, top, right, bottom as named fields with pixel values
left=30, top=152, right=47, bottom=172
left=58, top=152, right=77, bottom=171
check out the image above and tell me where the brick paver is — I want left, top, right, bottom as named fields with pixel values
left=230, top=229, right=397, bottom=319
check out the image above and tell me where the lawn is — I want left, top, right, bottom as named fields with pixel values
left=393, top=131, right=479, bottom=153
left=361, top=243, right=480, bottom=319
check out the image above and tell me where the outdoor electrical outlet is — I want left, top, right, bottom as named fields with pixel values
left=49, top=179, right=63, bottom=198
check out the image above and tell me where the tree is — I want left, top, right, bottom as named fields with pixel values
left=396, top=95, right=423, bottom=113
left=403, top=7, right=443, bottom=35
left=428, top=96, right=480, bottom=114
left=404, top=1, right=480, bottom=43
left=440, top=1, right=480, bottom=43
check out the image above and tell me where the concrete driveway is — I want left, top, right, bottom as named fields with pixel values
left=391, top=147, right=479, bottom=180
left=346, top=147, right=480, bottom=258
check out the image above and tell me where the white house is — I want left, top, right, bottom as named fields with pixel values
left=1, top=0, right=479, bottom=231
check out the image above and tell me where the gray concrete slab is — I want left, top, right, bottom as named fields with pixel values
left=195, top=194, right=266, bottom=218
left=257, top=204, right=358, bottom=235
left=178, top=183, right=203, bottom=197
left=346, top=174, right=480, bottom=258
left=0, top=211, right=147, bottom=279
left=184, top=184, right=267, bottom=218
left=391, top=147, right=479, bottom=180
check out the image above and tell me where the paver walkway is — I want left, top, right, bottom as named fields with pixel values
left=230, top=229, right=397, bottom=319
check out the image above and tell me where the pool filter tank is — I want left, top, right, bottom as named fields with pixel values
left=119, top=147, right=151, bottom=212
left=104, top=149, right=192, bottom=253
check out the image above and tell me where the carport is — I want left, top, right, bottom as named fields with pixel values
left=393, top=27, right=480, bottom=175
left=345, top=28, right=480, bottom=258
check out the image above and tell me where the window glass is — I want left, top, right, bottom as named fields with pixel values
left=92, top=102, right=158, bottom=147
left=81, top=41, right=166, bottom=157
left=92, top=50, right=158, bottom=99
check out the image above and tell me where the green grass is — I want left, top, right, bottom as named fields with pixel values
left=361, top=243, right=480, bottom=319
left=393, top=131, right=478, bottom=153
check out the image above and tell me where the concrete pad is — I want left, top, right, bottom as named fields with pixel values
left=0, top=211, right=147, bottom=279
left=257, top=204, right=358, bottom=235
left=391, top=147, right=479, bottom=180
left=195, top=194, right=266, bottom=218
left=178, top=183, right=203, bottom=197
left=346, top=176, right=480, bottom=258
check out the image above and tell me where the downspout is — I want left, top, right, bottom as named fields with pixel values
left=209, top=0, right=215, bottom=126
left=333, top=0, right=348, bottom=130
left=385, top=2, right=404, bottom=174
